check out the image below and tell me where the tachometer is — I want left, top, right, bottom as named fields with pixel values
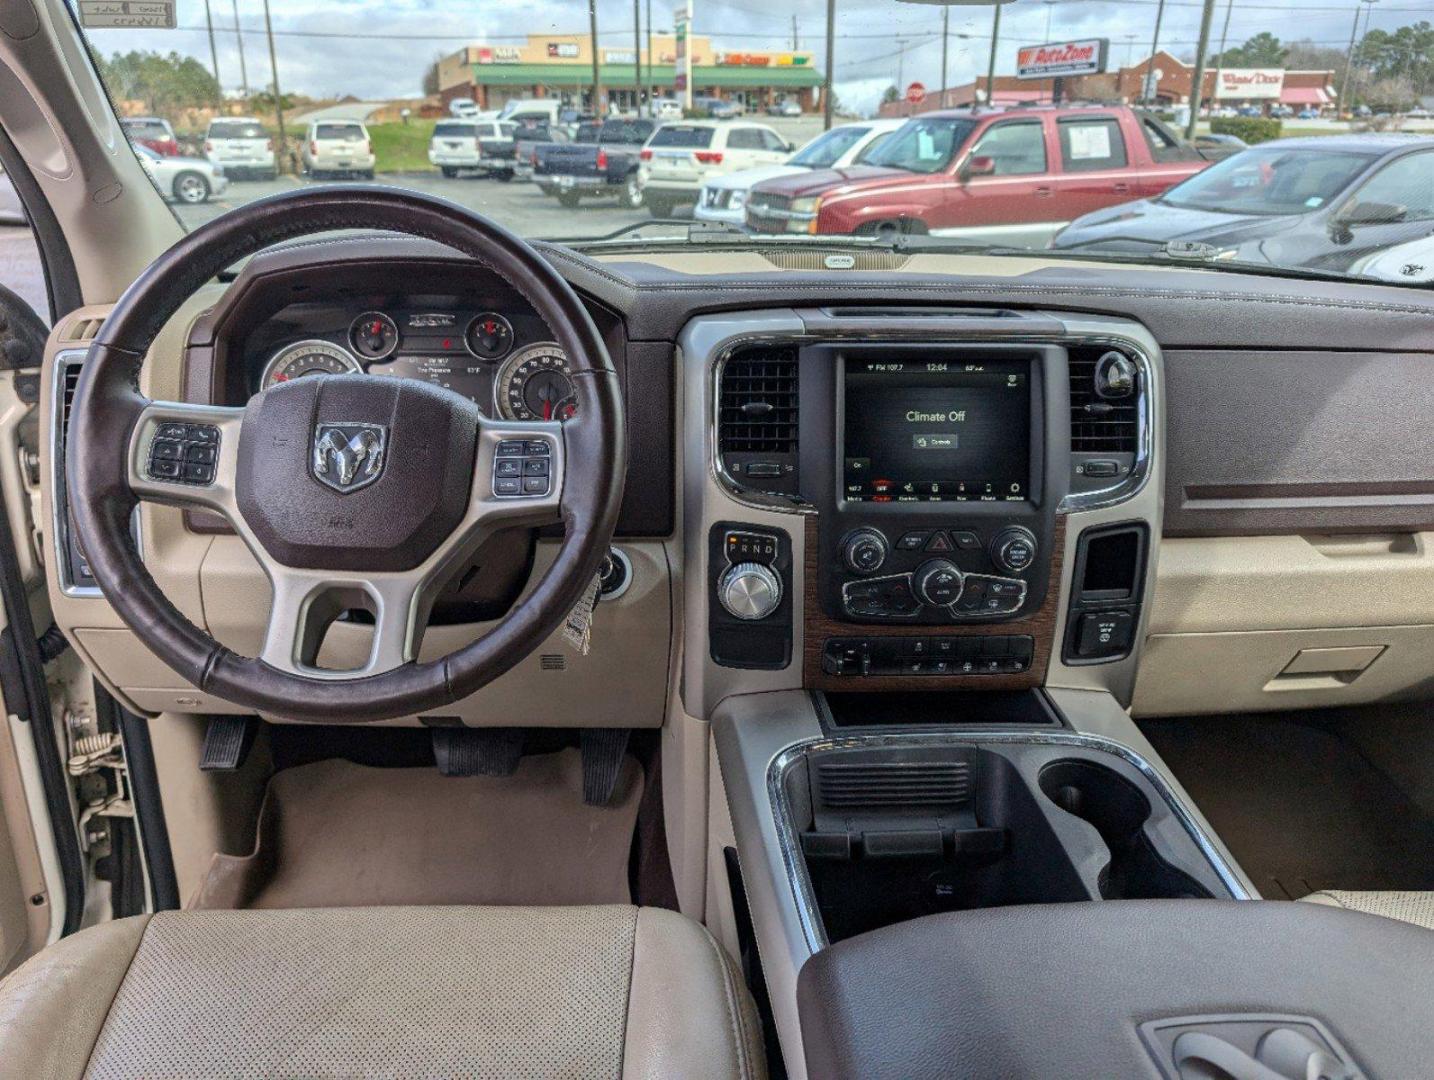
left=261, top=340, right=360, bottom=389
left=496, top=343, right=577, bottom=421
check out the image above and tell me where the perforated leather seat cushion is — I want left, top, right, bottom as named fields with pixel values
left=1300, top=889, right=1434, bottom=931
left=0, top=905, right=765, bottom=1080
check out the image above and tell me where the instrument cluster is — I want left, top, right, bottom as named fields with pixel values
left=256, top=307, right=576, bottom=422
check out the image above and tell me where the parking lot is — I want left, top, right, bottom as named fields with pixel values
left=173, top=114, right=829, bottom=237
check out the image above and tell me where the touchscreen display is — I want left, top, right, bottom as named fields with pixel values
left=843, top=358, right=1029, bottom=502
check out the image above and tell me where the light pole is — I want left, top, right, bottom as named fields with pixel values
left=232, top=0, right=250, bottom=99
left=1143, top=0, right=1167, bottom=104
left=941, top=5, right=950, bottom=108
left=1043, top=0, right=1056, bottom=41
left=203, top=0, right=221, bottom=91
left=983, top=2, right=1002, bottom=109
left=1185, top=0, right=1218, bottom=140
left=261, top=0, right=285, bottom=170
left=646, top=0, right=653, bottom=114
left=1212, top=0, right=1235, bottom=114
left=633, top=0, right=642, bottom=115
left=823, top=0, right=835, bottom=129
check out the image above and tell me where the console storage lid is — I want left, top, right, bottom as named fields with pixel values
left=797, top=899, right=1434, bottom=1080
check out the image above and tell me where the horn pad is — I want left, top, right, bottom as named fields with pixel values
left=235, top=375, right=480, bottom=571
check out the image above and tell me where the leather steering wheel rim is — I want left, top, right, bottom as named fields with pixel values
left=67, top=186, right=625, bottom=723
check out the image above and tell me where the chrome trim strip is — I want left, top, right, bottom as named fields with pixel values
left=767, top=727, right=1252, bottom=956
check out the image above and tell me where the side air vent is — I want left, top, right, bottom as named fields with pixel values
left=62, top=316, right=104, bottom=342
left=1069, top=347, right=1139, bottom=454
left=52, top=353, right=99, bottom=594
left=717, top=345, right=800, bottom=496
left=815, top=760, right=972, bottom=811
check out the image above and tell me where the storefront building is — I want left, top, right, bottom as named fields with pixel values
left=881, top=51, right=1336, bottom=116
left=438, top=34, right=822, bottom=114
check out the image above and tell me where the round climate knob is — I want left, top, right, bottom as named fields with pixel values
left=718, top=562, right=782, bottom=621
left=990, top=526, right=1038, bottom=575
left=841, top=528, right=889, bottom=575
left=914, top=560, right=964, bottom=607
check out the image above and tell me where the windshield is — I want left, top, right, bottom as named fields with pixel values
left=789, top=126, right=869, bottom=168
left=73, top=2, right=1434, bottom=286
left=864, top=118, right=977, bottom=174
left=1161, top=147, right=1378, bottom=215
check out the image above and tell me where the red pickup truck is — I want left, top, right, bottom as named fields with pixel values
left=745, top=105, right=1211, bottom=245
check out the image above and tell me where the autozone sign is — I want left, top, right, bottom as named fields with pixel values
left=1216, top=68, right=1285, bottom=99
left=1016, top=39, right=1108, bottom=79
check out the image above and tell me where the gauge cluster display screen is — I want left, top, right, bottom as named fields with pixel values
left=842, top=358, right=1030, bottom=503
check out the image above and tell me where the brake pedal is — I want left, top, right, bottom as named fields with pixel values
left=432, top=727, right=524, bottom=777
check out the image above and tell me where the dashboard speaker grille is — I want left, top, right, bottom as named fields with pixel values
left=1069, top=347, right=1138, bottom=454
left=816, top=761, right=972, bottom=810
left=718, top=346, right=799, bottom=455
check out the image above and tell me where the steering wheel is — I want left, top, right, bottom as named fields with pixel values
left=66, top=187, right=625, bottom=723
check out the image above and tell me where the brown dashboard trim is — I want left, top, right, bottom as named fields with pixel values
left=802, top=514, right=1066, bottom=692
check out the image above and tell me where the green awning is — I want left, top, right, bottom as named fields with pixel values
left=470, top=62, right=822, bottom=89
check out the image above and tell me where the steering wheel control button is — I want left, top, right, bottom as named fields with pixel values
left=841, top=528, right=889, bottom=575
left=914, top=560, right=963, bottom=607
left=491, top=436, right=554, bottom=498
left=148, top=423, right=219, bottom=485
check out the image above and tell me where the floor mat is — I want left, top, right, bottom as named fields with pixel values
left=191, top=748, right=642, bottom=910
left=1140, top=711, right=1434, bottom=900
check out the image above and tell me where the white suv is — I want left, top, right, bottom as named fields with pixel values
left=203, top=117, right=276, bottom=180
left=638, top=121, right=793, bottom=217
left=301, top=120, right=376, bottom=180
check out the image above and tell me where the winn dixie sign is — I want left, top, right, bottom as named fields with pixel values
left=1016, top=39, right=1108, bottom=79
left=1215, top=68, right=1286, bottom=99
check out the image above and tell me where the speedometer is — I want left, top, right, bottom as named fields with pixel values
left=496, top=343, right=577, bottom=421
left=261, top=340, right=361, bottom=389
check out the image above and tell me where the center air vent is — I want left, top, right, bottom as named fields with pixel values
left=717, top=345, right=800, bottom=496
left=1069, top=347, right=1139, bottom=454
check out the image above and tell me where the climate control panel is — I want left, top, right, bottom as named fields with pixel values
left=833, top=526, right=1038, bottom=623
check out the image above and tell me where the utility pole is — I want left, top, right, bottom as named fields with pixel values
left=1339, top=2, right=1361, bottom=116
left=590, top=0, right=602, bottom=115
left=203, top=0, right=221, bottom=91
left=896, top=38, right=907, bottom=93
left=1144, top=0, right=1167, bottom=104
left=984, top=2, right=1002, bottom=110
left=646, top=0, right=653, bottom=114
left=792, top=14, right=798, bottom=50
left=823, top=0, right=835, bottom=130
left=940, top=5, right=949, bottom=109
left=232, top=0, right=250, bottom=99
left=261, top=0, right=286, bottom=169
left=1185, top=0, right=1218, bottom=140
left=1212, top=0, right=1235, bottom=111
left=634, top=0, right=642, bottom=115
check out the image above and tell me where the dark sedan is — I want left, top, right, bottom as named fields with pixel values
left=1052, top=135, right=1434, bottom=275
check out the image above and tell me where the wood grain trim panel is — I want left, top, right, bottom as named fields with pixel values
left=802, top=514, right=1067, bottom=691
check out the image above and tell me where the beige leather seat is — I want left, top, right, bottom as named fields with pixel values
left=1301, top=890, right=1434, bottom=931
left=0, top=905, right=765, bottom=1080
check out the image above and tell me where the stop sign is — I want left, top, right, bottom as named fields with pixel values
left=906, top=82, right=926, bottom=105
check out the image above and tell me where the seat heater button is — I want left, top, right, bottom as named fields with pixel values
left=494, top=477, right=522, bottom=495
left=523, top=476, right=550, bottom=495
left=494, top=459, right=522, bottom=477
left=497, top=441, right=525, bottom=456
left=523, top=458, right=549, bottom=477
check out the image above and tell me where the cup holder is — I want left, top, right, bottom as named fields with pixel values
left=1039, top=759, right=1211, bottom=900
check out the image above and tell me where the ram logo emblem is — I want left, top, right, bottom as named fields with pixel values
left=312, top=423, right=386, bottom=493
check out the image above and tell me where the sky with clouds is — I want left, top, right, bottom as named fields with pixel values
left=74, top=0, right=1433, bottom=115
